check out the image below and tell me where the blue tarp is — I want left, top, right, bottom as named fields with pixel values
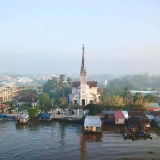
left=0, top=114, right=15, bottom=119
left=37, top=113, right=52, bottom=119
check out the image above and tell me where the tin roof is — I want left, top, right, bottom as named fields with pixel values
left=122, top=111, right=128, bottom=119
left=18, top=94, right=38, bottom=102
left=102, top=110, right=114, bottom=115
left=130, top=111, right=145, bottom=116
left=145, top=115, right=155, bottom=120
left=151, top=111, right=160, bottom=117
left=114, top=111, right=125, bottom=119
left=148, top=103, right=160, bottom=108
left=84, top=116, right=101, bottom=127
left=148, top=106, right=159, bottom=111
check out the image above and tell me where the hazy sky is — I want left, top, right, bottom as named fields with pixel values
left=0, top=0, right=160, bottom=76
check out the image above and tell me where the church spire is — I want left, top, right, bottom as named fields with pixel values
left=80, top=44, right=86, bottom=75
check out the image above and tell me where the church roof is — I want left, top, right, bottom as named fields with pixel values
left=87, top=81, right=97, bottom=87
left=72, top=82, right=80, bottom=87
left=72, top=81, right=97, bottom=88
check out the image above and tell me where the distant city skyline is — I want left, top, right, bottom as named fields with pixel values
left=1, top=0, right=160, bottom=75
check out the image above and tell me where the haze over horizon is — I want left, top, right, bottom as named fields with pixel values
left=1, top=0, right=160, bottom=75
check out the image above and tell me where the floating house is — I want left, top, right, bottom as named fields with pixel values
left=37, top=113, right=53, bottom=121
left=114, top=111, right=125, bottom=125
left=150, top=111, right=160, bottom=127
left=129, top=111, right=151, bottom=129
left=16, top=114, right=29, bottom=124
left=84, top=116, right=101, bottom=133
left=102, top=110, right=114, bottom=123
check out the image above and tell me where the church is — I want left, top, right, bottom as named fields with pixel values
left=70, top=45, right=100, bottom=106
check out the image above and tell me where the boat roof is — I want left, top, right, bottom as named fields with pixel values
left=84, top=116, right=101, bottom=127
left=114, top=111, right=125, bottom=119
left=145, top=115, right=155, bottom=120
left=102, top=110, right=114, bottom=115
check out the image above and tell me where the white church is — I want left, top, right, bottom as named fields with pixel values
left=70, top=45, right=101, bottom=106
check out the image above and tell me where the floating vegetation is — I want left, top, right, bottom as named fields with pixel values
left=148, top=151, right=154, bottom=154
left=123, top=158, right=128, bottom=160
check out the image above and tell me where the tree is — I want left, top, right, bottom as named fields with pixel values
left=58, top=97, right=67, bottom=109
left=133, top=92, right=143, bottom=104
left=111, top=95, right=125, bottom=109
left=43, top=76, right=58, bottom=93
left=66, top=77, right=72, bottom=86
left=38, top=93, right=51, bottom=113
left=84, top=104, right=103, bottom=116
left=28, top=107, right=39, bottom=120
left=123, top=87, right=132, bottom=106
left=97, top=87, right=104, bottom=94
left=144, top=94, right=156, bottom=103
left=7, top=100, right=16, bottom=113
left=59, top=74, right=66, bottom=97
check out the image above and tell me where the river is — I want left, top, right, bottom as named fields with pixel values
left=0, top=121, right=160, bottom=160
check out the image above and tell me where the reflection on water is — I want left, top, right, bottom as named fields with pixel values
left=83, top=133, right=103, bottom=142
left=0, top=121, right=160, bottom=160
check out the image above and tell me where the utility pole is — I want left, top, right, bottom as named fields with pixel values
left=52, top=98, right=53, bottom=112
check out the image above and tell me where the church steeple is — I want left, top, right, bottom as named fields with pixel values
left=80, top=44, right=86, bottom=75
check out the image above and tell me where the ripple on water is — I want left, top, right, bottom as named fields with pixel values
left=0, top=121, right=160, bottom=160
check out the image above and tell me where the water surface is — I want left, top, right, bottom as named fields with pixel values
left=0, top=121, right=160, bottom=160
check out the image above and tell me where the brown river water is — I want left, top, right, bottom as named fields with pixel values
left=0, top=121, right=160, bottom=160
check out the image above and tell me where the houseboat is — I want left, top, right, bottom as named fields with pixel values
left=114, top=111, right=125, bottom=125
left=84, top=116, right=102, bottom=133
left=16, top=114, right=29, bottom=124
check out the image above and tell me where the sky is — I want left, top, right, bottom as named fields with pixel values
left=0, top=0, right=160, bottom=76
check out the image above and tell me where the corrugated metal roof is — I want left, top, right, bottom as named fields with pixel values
left=84, top=116, right=101, bottom=127
left=122, top=111, right=128, bottom=119
left=148, top=103, right=160, bottom=108
left=102, top=110, right=114, bottom=115
left=146, top=115, right=155, bottom=120
left=148, top=106, right=159, bottom=111
left=114, top=111, right=125, bottom=119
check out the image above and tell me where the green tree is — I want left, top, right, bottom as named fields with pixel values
left=59, top=74, right=66, bottom=97
left=111, top=95, right=125, bottom=109
left=144, top=94, right=156, bottom=103
left=7, top=100, right=16, bottom=113
left=58, top=97, right=67, bottom=109
left=38, top=93, right=51, bottom=113
left=133, top=92, right=143, bottom=104
left=66, top=77, right=72, bottom=86
left=28, top=107, right=39, bottom=120
left=84, top=104, right=103, bottom=116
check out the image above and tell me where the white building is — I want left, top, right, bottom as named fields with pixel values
left=70, top=45, right=100, bottom=106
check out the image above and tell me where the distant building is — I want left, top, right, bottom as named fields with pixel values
left=17, top=94, right=38, bottom=106
left=0, top=85, right=21, bottom=102
left=130, top=90, right=158, bottom=96
left=69, top=45, right=100, bottom=106
left=16, top=83, right=43, bottom=94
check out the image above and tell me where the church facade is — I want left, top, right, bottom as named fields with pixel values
left=70, top=45, right=100, bottom=106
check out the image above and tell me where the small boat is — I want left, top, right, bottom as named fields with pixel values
left=64, top=115, right=75, bottom=118
left=16, top=114, right=29, bottom=124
